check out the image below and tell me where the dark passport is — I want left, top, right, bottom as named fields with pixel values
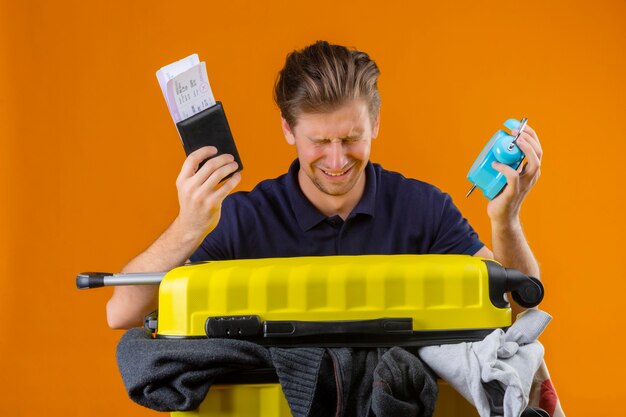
left=175, top=101, right=243, bottom=177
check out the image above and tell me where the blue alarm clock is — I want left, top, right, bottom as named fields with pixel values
left=466, top=118, right=528, bottom=199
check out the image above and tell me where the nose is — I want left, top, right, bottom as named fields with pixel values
left=327, top=140, right=348, bottom=170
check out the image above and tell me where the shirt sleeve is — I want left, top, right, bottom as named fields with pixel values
left=429, top=193, right=484, bottom=255
left=189, top=228, right=230, bottom=262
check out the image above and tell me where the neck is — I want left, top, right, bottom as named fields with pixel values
left=298, top=169, right=366, bottom=220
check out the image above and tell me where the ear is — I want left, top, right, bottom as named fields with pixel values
left=281, top=116, right=296, bottom=145
left=371, top=112, right=380, bottom=139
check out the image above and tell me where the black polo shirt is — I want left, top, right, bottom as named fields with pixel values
left=190, top=160, right=484, bottom=261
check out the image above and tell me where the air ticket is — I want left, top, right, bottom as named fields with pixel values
left=156, top=53, right=199, bottom=98
left=156, top=54, right=216, bottom=123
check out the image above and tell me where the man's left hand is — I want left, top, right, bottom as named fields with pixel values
left=487, top=124, right=543, bottom=225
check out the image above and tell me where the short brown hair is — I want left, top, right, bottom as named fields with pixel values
left=274, top=41, right=381, bottom=129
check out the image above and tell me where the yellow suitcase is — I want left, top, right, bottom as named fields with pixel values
left=78, top=254, right=543, bottom=416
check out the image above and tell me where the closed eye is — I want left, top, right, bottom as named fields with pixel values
left=310, top=138, right=331, bottom=146
left=308, top=136, right=362, bottom=145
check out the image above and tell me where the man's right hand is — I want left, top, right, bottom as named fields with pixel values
left=174, top=146, right=241, bottom=243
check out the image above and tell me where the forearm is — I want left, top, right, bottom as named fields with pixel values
left=106, top=217, right=205, bottom=329
left=121, top=217, right=204, bottom=273
left=491, top=219, right=540, bottom=279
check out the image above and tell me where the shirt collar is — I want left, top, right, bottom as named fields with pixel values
left=286, top=160, right=377, bottom=231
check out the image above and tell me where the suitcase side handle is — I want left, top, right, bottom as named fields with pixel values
left=205, top=316, right=412, bottom=339
left=264, top=318, right=413, bottom=338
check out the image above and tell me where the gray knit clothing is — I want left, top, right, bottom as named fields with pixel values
left=116, top=329, right=438, bottom=417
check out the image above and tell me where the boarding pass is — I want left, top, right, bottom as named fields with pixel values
left=156, top=54, right=216, bottom=123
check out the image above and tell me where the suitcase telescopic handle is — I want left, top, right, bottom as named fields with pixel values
left=76, top=272, right=165, bottom=289
left=485, top=261, right=544, bottom=308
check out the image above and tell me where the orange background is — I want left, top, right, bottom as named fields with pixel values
left=1, top=0, right=625, bottom=415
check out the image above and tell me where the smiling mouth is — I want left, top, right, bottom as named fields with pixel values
left=321, top=166, right=352, bottom=178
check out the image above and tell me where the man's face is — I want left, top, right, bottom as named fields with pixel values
left=282, top=99, right=380, bottom=198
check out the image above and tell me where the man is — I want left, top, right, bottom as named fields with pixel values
left=106, top=41, right=542, bottom=330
